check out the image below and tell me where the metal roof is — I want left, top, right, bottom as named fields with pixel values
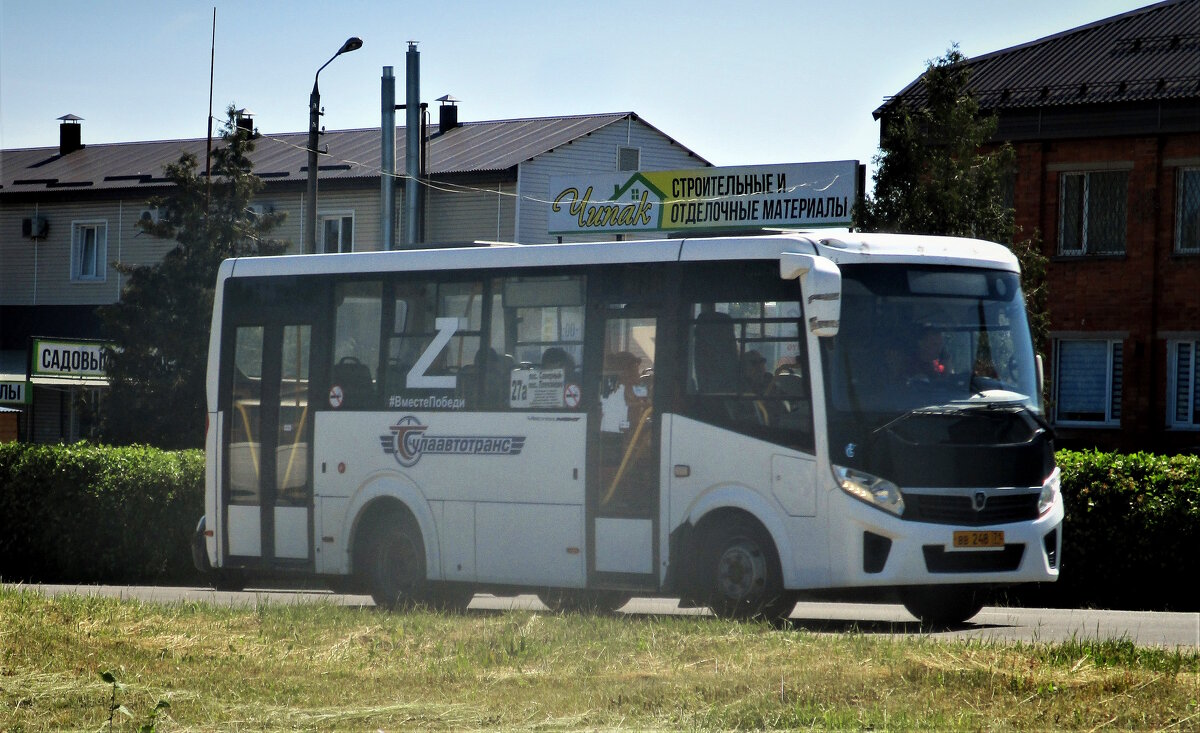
left=877, top=0, right=1200, bottom=116
left=0, top=112, right=706, bottom=196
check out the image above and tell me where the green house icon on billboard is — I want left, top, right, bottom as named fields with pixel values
left=606, top=172, right=669, bottom=230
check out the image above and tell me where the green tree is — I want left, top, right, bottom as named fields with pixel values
left=98, top=107, right=288, bottom=448
left=858, top=46, right=1048, bottom=348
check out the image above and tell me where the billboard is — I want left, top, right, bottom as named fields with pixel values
left=549, top=160, right=858, bottom=236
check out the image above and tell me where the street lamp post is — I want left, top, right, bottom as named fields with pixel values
left=305, top=37, right=363, bottom=254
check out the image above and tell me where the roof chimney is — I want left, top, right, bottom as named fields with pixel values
left=437, top=94, right=460, bottom=133
left=234, top=108, right=255, bottom=136
left=58, top=114, right=83, bottom=155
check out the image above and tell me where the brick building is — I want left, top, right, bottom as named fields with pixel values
left=879, top=0, right=1200, bottom=453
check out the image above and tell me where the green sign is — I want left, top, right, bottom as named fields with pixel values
left=0, top=381, right=30, bottom=404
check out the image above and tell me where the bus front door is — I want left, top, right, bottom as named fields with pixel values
left=590, top=311, right=659, bottom=588
left=224, top=320, right=315, bottom=568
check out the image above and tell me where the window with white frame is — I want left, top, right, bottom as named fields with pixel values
left=1177, top=168, right=1200, bottom=254
left=72, top=221, right=107, bottom=281
left=1058, top=170, right=1128, bottom=255
left=319, top=213, right=354, bottom=253
left=1167, top=339, right=1200, bottom=429
left=1053, top=339, right=1122, bottom=426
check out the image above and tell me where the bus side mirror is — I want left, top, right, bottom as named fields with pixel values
left=780, top=252, right=841, bottom=337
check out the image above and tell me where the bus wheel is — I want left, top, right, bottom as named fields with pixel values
left=701, top=516, right=789, bottom=621
left=901, top=585, right=985, bottom=628
left=363, top=520, right=426, bottom=610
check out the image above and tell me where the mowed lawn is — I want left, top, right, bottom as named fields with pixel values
left=1, top=588, right=1196, bottom=731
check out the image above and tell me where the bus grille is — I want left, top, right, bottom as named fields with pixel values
left=903, top=492, right=1040, bottom=526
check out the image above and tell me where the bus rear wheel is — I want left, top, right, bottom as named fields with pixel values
left=701, top=516, right=791, bottom=621
left=362, top=520, right=427, bottom=610
left=901, top=585, right=985, bottom=628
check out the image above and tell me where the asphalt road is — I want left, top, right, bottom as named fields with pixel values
left=14, top=584, right=1199, bottom=649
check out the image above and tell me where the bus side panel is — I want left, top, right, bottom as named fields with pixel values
left=476, top=504, right=585, bottom=587
left=665, top=415, right=831, bottom=591
left=314, top=410, right=586, bottom=586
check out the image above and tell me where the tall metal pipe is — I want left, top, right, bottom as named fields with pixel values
left=381, top=66, right=396, bottom=250
left=404, top=42, right=421, bottom=247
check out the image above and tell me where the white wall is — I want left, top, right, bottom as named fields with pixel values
left=517, top=117, right=707, bottom=244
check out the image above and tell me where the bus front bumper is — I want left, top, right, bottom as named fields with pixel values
left=827, top=490, right=1064, bottom=589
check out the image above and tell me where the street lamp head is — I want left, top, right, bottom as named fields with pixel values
left=316, top=37, right=364, bottom=81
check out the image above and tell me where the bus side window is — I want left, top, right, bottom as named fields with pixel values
left=487, top=275, right=585, bottom=411
left=685, top=300, right=813, bottom=450
left=381, top=279, right=484, bottom=409
left=331, top=281, right=382, bottom=409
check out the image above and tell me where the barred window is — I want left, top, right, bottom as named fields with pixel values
left=1059, top=171, right=1128, bottom=255
left=1177, top=168, right=1200, bottom=254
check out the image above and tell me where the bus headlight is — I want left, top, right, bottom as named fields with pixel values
left=1039, top=467, right=1061, bottom=516
left=833, top=465, right=905, bottom=517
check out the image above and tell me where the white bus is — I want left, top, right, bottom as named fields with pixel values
left=194, top=232, right=1063, bottom=625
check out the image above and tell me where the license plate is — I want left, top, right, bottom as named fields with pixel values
left=952, top=530, right=1005, bottom=550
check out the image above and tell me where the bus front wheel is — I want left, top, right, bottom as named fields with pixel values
left=362, top=519, right=427, bottom=610
left=700, top=516, right=790, bottom=621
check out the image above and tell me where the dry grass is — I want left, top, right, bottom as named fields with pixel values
left=0, top=587, right=1196, bottom=731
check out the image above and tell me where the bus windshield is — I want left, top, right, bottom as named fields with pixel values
left=821, top=263, right=1040, bottom=436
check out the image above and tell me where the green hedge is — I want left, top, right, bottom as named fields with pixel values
left=0, top=443, right=1196, bottom=610
left=1038, top=449, right=1200, bottom=612
left=0, top=442, right=203, bottom=585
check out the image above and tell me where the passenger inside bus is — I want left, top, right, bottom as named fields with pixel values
left=887, top=327, right=948, bottom=384
left=599, top=350, right=654, bottom=513
left=765, top=359, right=812, bottom=434
left=540, top=346, right=577, bottom=384
left=739, top=350, right=771, bottom=395
left=475, top=347, right=513, bottom=409
left=692, top=311, right=739, bottom=394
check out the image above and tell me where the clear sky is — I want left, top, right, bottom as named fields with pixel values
left=1, top=0, right=1152, bottom=170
